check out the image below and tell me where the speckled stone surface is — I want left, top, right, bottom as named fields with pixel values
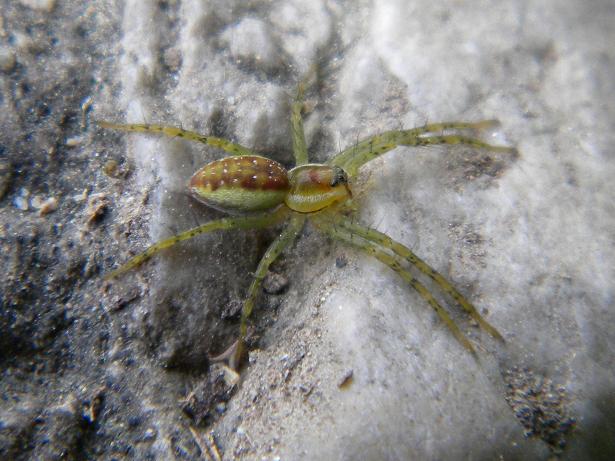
left=1, top=1, right=613, bottom=459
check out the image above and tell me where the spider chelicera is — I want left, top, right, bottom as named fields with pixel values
left=101, top=74, right=516, bottom=370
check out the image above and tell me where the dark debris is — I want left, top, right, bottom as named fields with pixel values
left=181, top=367, right=237, bottom=427
left=503, top=366, right=576, bottom=455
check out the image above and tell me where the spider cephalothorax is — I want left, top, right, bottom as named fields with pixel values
left=101, top=73, right=515, bottom=370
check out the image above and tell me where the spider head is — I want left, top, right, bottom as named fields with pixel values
left=330, top=166, right=349, bottom=188
left=285, top=164, right=352, bottom=213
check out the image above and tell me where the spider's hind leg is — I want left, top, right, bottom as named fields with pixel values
left=105, top=208, right=290, bottom=280
left=213, top=214, right=306, bottom=370
left=98, top=121, right=256, bottom=156
left=314, top=217, right=477, bottom=354
left=335, top=219, right=503, bottom=341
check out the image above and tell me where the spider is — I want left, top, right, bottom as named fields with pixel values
left=101, top=74, right=516, bottom=370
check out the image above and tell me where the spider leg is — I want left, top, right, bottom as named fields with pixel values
left=222, top=214, right=306, bottom=370
left=403, top=134, right=517, bottom=153
left=290, top=72, right=312, bottom=166
left=98, top=121, right=256, bottom=156
left=328, top=120, right=516, bottom=177
left=335, top=218, right=503, bottom=340
left=105, top=207, right=290, bottom=280
left=314, top=217, right=476, bottom=354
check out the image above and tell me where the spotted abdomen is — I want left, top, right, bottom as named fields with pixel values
left=189, top=155, right=290, bottom=212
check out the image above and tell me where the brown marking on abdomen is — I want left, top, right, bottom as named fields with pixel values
left=190, top=156, right=289, bottom=193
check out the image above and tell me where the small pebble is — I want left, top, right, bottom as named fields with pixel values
left=13, top=188, right=30, bottom=211
left=143, top=427, right=156, bottom=441
left=215, top=402, right=227, bottom=414
left=38, top=196, right=59, bottom=215
left=103, top=159, right=119, bottom=177
left=263, top=272, right=289, bottom=294
left=0, top=46, right=16, bottom=73
left=19, top=0, right=56, bottom=12
left=335, top=255, right=348, bottom=268
left=66, top=135, right=84, bottom=147
left=0, top=161, right=11, bottom=200
left=338, top=369, right=354, bottom=389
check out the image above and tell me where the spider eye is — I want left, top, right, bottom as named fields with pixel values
left=330, top=167, right=348, bottom=187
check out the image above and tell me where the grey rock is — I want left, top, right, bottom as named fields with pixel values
left=2, top=0, right=613, bottom=459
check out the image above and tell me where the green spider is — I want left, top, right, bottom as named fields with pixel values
left=101, top=75, right=515, bottom=370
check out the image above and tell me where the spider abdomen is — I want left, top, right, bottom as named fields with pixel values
left=189, top=155, right=290, bottom=212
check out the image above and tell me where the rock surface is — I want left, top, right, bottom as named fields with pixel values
left=1, top=0, right=614, bottom=459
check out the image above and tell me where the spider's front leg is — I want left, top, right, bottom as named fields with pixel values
left=290, top=68, right=318, bottom=166
left=329, top=120, right=517, bottom=177
left=212, top=214, right=306, bottom=370
left=98, top=121, right=256, bottom=156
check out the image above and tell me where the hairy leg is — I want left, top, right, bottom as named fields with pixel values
left=328, top=120, right=516, bottom=177
left=336, top=218, right=503, bottom=340
left=290, top=73, right=311, bottom=166
left=105, top=207, right=290, bottom=280
left=98, top=121, right=256, bottom=157
left=218, top=214, right=306, bottom=369
left=314, top=218, right=476, bottom=354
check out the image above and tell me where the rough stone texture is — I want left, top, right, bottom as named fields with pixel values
left=1, top=0, right=614, bottom=459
